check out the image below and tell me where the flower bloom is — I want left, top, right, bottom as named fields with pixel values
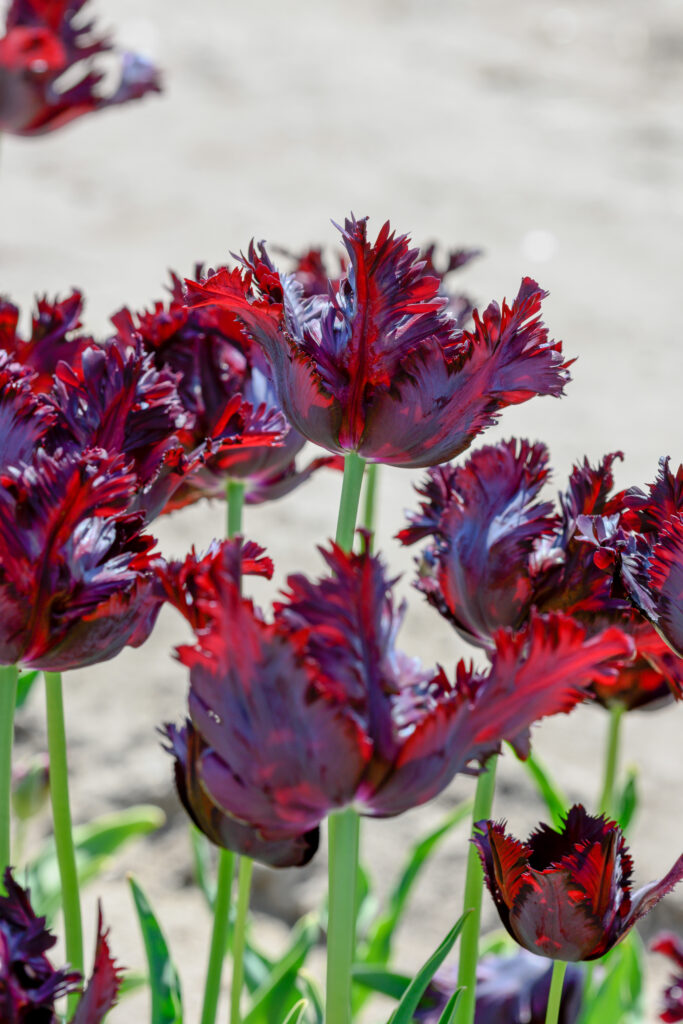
left=282, top=239, right=480, bottom=328
left=0, top=867, right=79, bottom=1019
left=111, top=276, right=339, bottom=512
left=0, top=449, right=165, bottom=670
left=474, top=805, right=683, bottom=962
left=0, top=868, right=121, bottom=1023
left=399, top=439, right=683, bottom=707
left=163, top=538, right=632, bottom=867
left=608, top=458, right=683, bottom=660
left=416, top=950, right=582, bottom=1024
left=185, top=215, right=570, bottom=467
left=0, top=0, right=161, bottom=136
left=0, top=292, right=91, bottom=391
left=652, top=932, right=683, bottom=1022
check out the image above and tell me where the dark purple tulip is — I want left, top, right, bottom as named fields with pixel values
left=50, top=337, right=285, bottom=521
left=0, top=0, right=160, bottom=136
left=400, top=439, right=683, bottom=707
left=163, top=539, right=632, bottom=867
left=185, top=216, right=570, bottom=467
left=0, top=292, right=92, bottom=392
left=0, top=449, right=164, bottom=671
left=111, top=283, right=339, bottom=512
left=652, top=932, right=683, bottom=1022
left=615, top=459, right=683, bottom=659
left=0, top=867, right=122, bottom=1023
left=284, top=239, right=480, bottom=328
left=0, top=350, right=56, bottom=468
left=0, top=867, right=80, bottom=1021
left=416, top=950, right=582, bottom=1024
left=474, top=805, right=683, bottom=962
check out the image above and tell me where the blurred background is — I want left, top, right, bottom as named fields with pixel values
left=4, top=0, right=683, bottom=1019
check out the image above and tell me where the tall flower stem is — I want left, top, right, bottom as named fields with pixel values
left=326, top=451, right=366, bottom=1024
left=453, top=756, right=498, bottom=1024
left=335, top=452, right=366, bottom=552
left=0, top=664, right=18, bottom=885
left=44, top=671, right=83, bottom=1016
left=229, top=857, right=254, bottom=1024
left=200, top=480, right=245, bottom=1024
left=599, top=704, right=624, bottom=817
left=200, top=850, right=234, bottom=1024
left=227, top=479, right=245, bottom=539
left=362, top=462, right=379, bottom=539
left=545, top=960, right=568, bottom=1024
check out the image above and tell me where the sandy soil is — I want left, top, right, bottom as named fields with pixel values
left=4, top=0, right=683, bottom=1020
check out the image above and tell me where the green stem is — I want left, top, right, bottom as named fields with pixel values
left=335, top=452, right=366, bottom=551
left=226, top=480, right=245, bottom=539
left=200, top=850, right=234, bottom=1024
left=229, top=856, right=253, bottom=1024
left=44, top=671, right=83, bottom=1014
left=545, top=961, right=568, bottom=1024
left=599, top=704, right=623, bottom=817
left=362, top=463, right=379, bottom=541
left=0, top=664, right=18, bottom=885
left=326, top=808, right=360, bottom=1024
left=325, top=453, right=366, bottom=1024
left=453, top=756, right=498, bottom=1024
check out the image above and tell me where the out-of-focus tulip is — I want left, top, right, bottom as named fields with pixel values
left=0, top=0, right=161, bottom=136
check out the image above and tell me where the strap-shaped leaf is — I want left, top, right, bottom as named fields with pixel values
left=244, top=914, right=319, bottom=1024
left=363, top=800, right=472, bottom=967
left=282, top=1001, right=308, bottom=1024
left=28, top=805, right=164, bottom=921
left=436, top=986, right=463, bottom=1024
left=514, top=747, right=569, bottom=829
left=128, top=876, right=183, bottom=1024
left=388, top=912, right=469, bottom=1024
left=15, top=669, right=40, bottom=710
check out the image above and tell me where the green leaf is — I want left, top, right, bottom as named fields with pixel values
left=282, top=1000, right=308, bottom=1024
left=516, top=747, right=568, bottom=829
left=362, top=800, right=473, bottom=967
left=388, top=912, right=469, bottom=1024
left=128, top=876, right=183, bottom=1024
left=355, top=862, right=379, bottom=940
left=437, top=985, right=463, bottom=1024
left=352, top=965, right=411, bottom=1000
left=117, top=971, right=149, bottom=1000
left=243, top=914, right=319, bottom=1024
left=27, top=805, right=165, bottom=921
left=616, top=767, right=638, bottom=832
left=15, top=670, right=40, bottom=711
left=578, top=932, right=645, bottom=1024
left=296, top=971, right=324, bottom=1024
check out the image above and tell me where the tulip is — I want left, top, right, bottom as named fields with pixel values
left=163, top=539, right=633, bottom=868
left=474, top=805, right=683, bottom=962
left=0, top=0, right=160, bottom=136
left=652, top=932, right=683, bottom=1023
left=185, top=216, right=570, bottom=468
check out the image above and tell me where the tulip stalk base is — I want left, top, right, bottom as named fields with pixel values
left=44, top=671, right=83, bottom=1016
left=200, top=849, right=234, bottom=1024
left=599, top=704, right=623, bottom=818
left=326, top=808, right=360, bottom=1024
left=0, top=664, right=18, bottom=884
left=453, top=756, right=498, bottom=1024
left=545, top=960, right=568, bottom=1024
left=230, top=856, right=254, bottom=1024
